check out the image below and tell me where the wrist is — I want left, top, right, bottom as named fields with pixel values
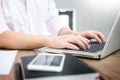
left=58, top=27, right=73, bottom=35
left=44, top=35, right=53, bottom=47
left=79, top=31, right=87, bottom=37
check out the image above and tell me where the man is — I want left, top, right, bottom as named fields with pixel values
left=0, top=0, right=105, bottom=50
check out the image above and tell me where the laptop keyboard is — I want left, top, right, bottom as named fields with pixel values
left=79, top=41, right=106, bottom=53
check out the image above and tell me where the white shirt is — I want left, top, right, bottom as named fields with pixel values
left=0, top=0, right=66, bottom=35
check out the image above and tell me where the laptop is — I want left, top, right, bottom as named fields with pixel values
left=44, top=11, right=120, bottom=59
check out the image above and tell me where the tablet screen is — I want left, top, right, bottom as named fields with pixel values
left=33, top=55, right=63, bottom=66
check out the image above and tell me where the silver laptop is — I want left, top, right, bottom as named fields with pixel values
left=44, top=11, right=120, bottom=59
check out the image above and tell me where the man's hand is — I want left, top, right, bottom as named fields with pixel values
left=46, top=35, right=90, bottom=50
left=76, top=30, right=105, bottom=43
left=57, top=28, right=105, bottom=50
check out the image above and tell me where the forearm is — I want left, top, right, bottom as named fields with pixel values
left=0, top=31, right=48, bottom=49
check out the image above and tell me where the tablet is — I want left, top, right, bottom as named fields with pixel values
left=27, top=53, right=65, bottom=72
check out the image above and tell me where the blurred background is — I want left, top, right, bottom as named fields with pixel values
left=54, top=0, right=120, bottom=38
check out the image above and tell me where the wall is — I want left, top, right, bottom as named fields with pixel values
left=54, top=0, right=120, bottom=38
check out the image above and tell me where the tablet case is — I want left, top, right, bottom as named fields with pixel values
left=18, top=54, right=99, bottom=80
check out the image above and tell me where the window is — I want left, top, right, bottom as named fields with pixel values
left=59, top=9, right=76, bottom=30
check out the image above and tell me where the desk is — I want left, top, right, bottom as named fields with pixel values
left=0, top=50, right=120, bottom=80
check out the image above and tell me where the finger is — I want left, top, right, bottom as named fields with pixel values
left=64, top=35, right=89, bottom=49
left=79, top=37, right=90, bottom=49
left=64, top=42, right=79, bottom=50
left=96, top=32, right=105, bottom=42
left=69, top=36, right=89, bottom=49
left=92, top=34, right=102, bottom=43
left=81, top=36, right=91, bottom=43
left=73, top=39, right=88, bottom=49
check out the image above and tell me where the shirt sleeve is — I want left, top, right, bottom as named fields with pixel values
left=46, top=0, right=69, bottom=35
left=0, top=1, right=10, bottom=34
